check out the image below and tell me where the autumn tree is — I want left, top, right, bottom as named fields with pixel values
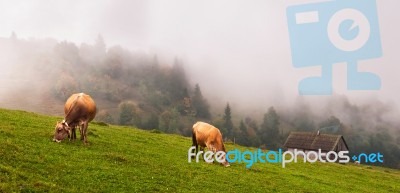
left=142, top=113, right=159, bottom=130
left=119, top=101, right=141, bottom=127
left=96, top=110, right=114, bottom=124
left=159, top=108, right=180, bottom=133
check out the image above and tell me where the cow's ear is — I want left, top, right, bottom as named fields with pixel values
left=63, top=126, right=71, bottom=131
left=62, top=120, right=69, bottom=127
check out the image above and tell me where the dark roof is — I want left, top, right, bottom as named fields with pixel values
left=283, top=132, right=348, bottom=152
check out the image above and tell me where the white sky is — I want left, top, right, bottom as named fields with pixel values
left=0, top=0, right=399, bottom=111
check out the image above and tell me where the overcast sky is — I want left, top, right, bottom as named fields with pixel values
left=0, top=0, right=399, bottom=111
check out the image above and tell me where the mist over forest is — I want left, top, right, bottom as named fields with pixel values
left=0, top=34, right=399, bottom=168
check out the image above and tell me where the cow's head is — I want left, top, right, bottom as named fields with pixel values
left=221, top=153, right=230, bottom=167
left=53, top=120, right=71, bottom=143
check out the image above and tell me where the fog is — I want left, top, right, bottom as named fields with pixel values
left=0, top=0, right=399, bottom=123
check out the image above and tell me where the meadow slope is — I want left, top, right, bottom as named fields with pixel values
left=0, top=108, right=399, bottom=192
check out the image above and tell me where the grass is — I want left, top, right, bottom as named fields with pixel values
left=0, top=108, right=399, bottom=192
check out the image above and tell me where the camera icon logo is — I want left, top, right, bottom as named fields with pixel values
left=287, top=0, right=382, bottom=95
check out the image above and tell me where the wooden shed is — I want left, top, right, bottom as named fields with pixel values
left=283, top=131, right=349, bottom=160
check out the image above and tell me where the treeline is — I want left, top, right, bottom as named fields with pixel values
left=213, top=103, right=400, bottom=169
left=1, top=33, right=213, bottom=135
left=1, top=34, right=399, bottom=169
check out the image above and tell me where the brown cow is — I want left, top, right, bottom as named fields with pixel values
left=192, top=121, right=230, bottom=167
left=53, top=93, right=97, bottom=144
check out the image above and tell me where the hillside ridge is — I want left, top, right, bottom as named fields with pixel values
left=0, top=108, right=399, bottom=192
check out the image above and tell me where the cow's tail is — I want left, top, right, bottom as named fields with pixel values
left=192, top=131, right=196, bottom=146
left=63, top=93, right=83, bottom=126
left=64, top=94, right=81, bottom=122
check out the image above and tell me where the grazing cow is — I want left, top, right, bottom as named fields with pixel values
left=192, top=121, right=230, bottom=167
left=53, top=93, right=97, bottom=144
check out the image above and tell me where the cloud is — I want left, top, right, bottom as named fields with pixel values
left=0, top=0, right=399, bottom=114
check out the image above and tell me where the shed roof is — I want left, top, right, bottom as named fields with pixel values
left=283, top=132, right=348, bottom=152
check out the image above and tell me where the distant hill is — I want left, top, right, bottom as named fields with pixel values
left=0, top=108, right=399, bottom=192
left=0, top=36, right=211, bottom=136
left=0, top=35, right=399, bottom=169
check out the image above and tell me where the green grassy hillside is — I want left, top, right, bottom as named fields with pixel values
left=0, top=108, right=399, bottom=192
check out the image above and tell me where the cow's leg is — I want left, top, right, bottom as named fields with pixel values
left=82, top=121, right=89, bottom=144
left=77, top=122, right=83, bottom=141
left=194, top=144, right=198, bottom=158
left=72, top=127, right=77, bottom=140
left=198, top=146, right=204, bottom=161
left=67, top=130, right=71, bottom=140
left=191, top=146, right=198, bottom=158
left=79, top=125, right=84, bottom=141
